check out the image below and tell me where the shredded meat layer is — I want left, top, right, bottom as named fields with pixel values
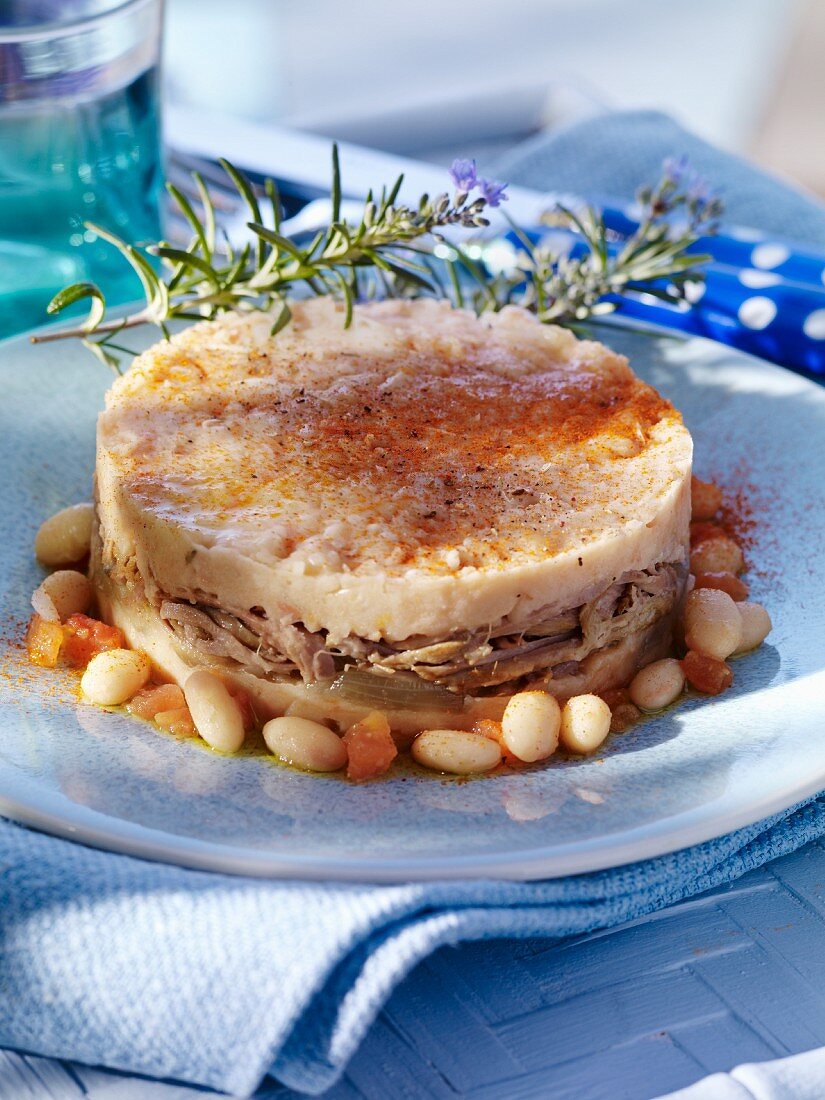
left=158, top=561, right=685, bottom=694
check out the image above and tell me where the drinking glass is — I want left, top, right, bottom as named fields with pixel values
left=0, top=0, right=164, bottom=339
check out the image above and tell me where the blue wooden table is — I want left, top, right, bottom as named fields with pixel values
left=5, top=837, right=825, bottom=1099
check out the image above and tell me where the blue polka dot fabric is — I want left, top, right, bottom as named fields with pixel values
left=599, top=205, right=825, bottom=377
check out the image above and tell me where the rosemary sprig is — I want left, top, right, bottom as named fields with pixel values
left=32, top=146, right=493, bottom=371
left=32, top=148, right=722, bottom=371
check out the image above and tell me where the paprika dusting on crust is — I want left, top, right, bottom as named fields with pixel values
left=98, top=298, right=687, bottom=578
left=93, top=297, right=691, bottom=681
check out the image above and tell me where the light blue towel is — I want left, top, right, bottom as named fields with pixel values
left=3, top=111, right=825, bottom=1098
left=3, top=800, right=825, bottom=1096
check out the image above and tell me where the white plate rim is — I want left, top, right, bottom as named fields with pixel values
left=2, top=737, right=824, bottom=882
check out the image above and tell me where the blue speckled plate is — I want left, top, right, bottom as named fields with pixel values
left=1, top=318, right=823, bottom=881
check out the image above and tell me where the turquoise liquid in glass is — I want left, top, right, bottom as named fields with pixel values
left=0, top=66, right=163, bottom=339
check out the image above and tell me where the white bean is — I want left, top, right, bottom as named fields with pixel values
left=184, top=669, right=246, bottom=753
left=501, top=691, right=561, bottom=762
left=411, top=729, right=502, bottom=775
left=81, top=649, right=150, bottom=706
left=31, top=569, right=91, bottom=623
left=690, top=536, right=744, bottom=576
left=35, top=503, right=94, bottom=567
left=683, top=588, right=743, bottom=660
left=284, top=699, right=338, bottom=729
left=629, top=659, right=686, bottom=712
left=691, top=476, right=723, bottom=521
left=560, top=695, right=612, bottom=754
left=734, top=602, right=772, bottom=655
left=263, top=716, right=347, bottom=772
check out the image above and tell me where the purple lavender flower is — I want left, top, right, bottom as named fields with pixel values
left=662, top=154, right=690, bottom=184
left=478, top=178, right=509, bottom=207
left=663, top=155, right=713, bottom=201
left=655, top=155, right=720, bottom=228
left=686, top=176, right=710, bottom=203
left=449, top=158, right=478, bottom=191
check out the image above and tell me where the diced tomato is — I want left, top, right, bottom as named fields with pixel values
left=473, top=718, right=504, bottom=742
left=126, top=682, right=186, bottom=719
left=598, top=687, right=631, bottom=711
left=682, top=650, right=733, bottom=695
left=25, top=614, right=64, bottom=668
left=61, top=613, right=123, bottom=668
left=343, top=711, right=397, bottom=781
left=154, top=706, right=197, bottom=737
left=609, top=702, right=641, bottom=733
left=596, top=688, right=641, bottom=732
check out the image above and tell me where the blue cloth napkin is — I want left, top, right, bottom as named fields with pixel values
left=4, top=111, right=825, bottom=1098
left=4, top=800, right=825, bottom=1097
left=494, top=109, right=825, bottom=248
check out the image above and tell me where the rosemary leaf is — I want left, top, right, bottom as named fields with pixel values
left=269, top=300, right=292, bottom=336
left=331, top=143, right=342, bottom=225
left=166, top=183, right=211, bottom=258
left=46, top=282, right=106, bottom=332
left=193, top=172, right=217, bottom=254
